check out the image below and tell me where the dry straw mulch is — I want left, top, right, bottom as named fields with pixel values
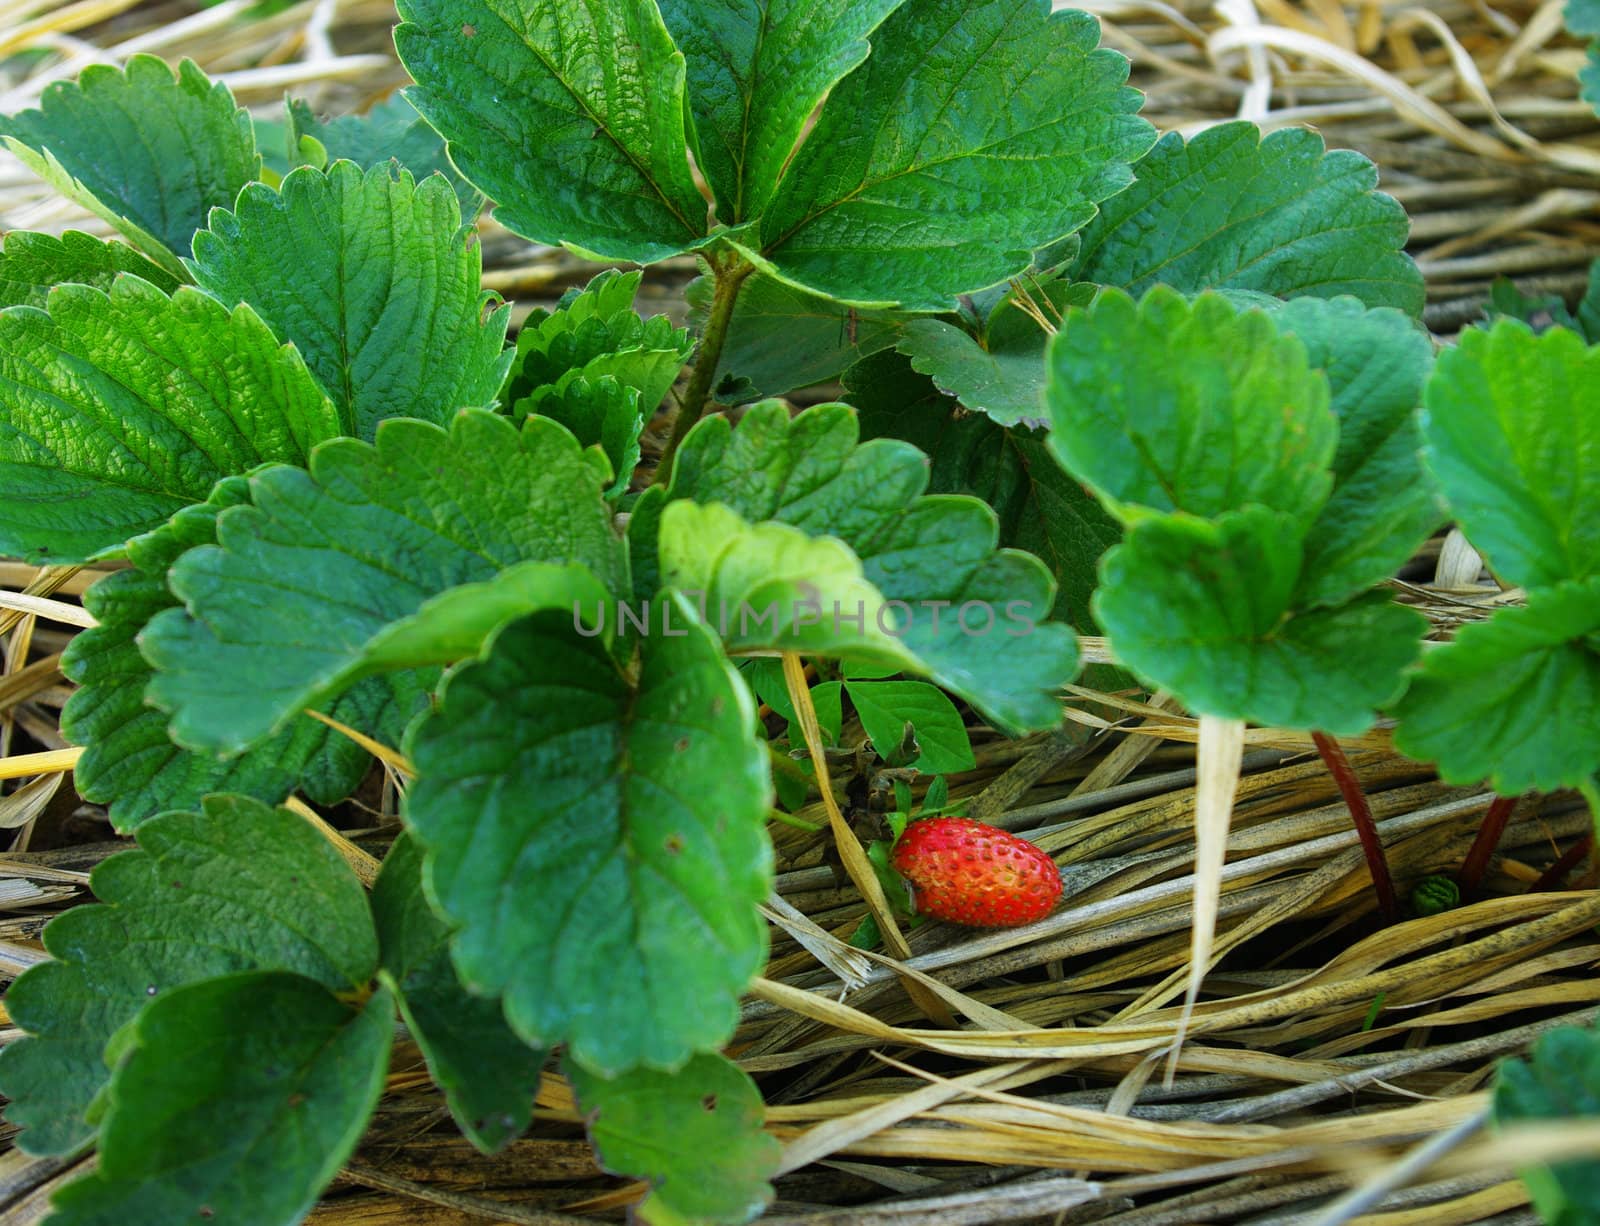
left=1, top=0, right=1599, bottom=1222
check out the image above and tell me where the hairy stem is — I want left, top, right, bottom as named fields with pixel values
left=1458, top=793, right=1517, bottom=893
left=654, top=253, right=754, bottom=483
left=1311, top=731, right=1399, bottom=924
left=1531, top=833, right=1594, bottom=893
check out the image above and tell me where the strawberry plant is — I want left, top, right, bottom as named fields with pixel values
left=1390, top=316, right=1600, bottom=821
left=2, top=0, right=1551, bottom=1219
left=1494, top=1014, right=1600, bottom=1223
left=0, top=3, right=1132, bottom=1219
left=1043, top=288, right=1443, bottom=941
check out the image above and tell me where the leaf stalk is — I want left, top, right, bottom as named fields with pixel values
left=1311, top=731, right=1399, bottom=924
left=1530, top=833, right=1595, bottom=893
left=655, top=251, right=754, bottom=482
left=1458, top=793, right=1518, bottom=894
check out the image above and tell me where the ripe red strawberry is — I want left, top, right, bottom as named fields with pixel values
left=890, top=817, right=1062, bottom=928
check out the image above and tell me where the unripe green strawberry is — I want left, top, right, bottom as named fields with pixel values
left=890, top=817, right=1062, bottom=928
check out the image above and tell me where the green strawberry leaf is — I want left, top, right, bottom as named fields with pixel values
left=1072, top=123, right=1424, bottom=315
left=1268, top=296, right=1443, bottom=606
left=639, top=401, right=1079, bottom=734
left=895, top=282, right=1098, bottom=427
left=0, top=230, right=178, bottom=309
left=284, top=93, right=481, bottom=214
left=519, top=376, right=643, bottom=500
left=60, top=485, right=422, bottom=830
left=657, top=0, right=907, bottom=222
left=1494, top=1014, right=1600, bottom=1225
left=1390, top=577, right=1600, bottom=796
left=1045, top=288, right=1337, bottom=528
left=756, top=0, right=1154, bottom=309
left=1484, top=277, right=1582, bottom=336
left=372, top=834, right=546, bottom=1155
left=0, top=56, right=258, bottom=276
left=1581, top=259, right=1600, bottom=342
left=0, top=795, right=377, bottom=1157
left=139, top=411, right=627, bottom=755
left=188, top=161, right=510, bottom=442
left=1575, top=0, right=1600, bottom=39
left=0, top=277, right=340, bottom=564
left=1095, top=507, right=1426, bottom=733
left=845, top=680, right=975, bottom=774
left=403, top=601, right=770, bottom=1076
left=848, top=350, right=1121, bottom=633
left=657, top=500, right=919, bottom=667
left=1571, top=1, right=1600, bottom=114
left=740, top=658, right=797, bottom=724
left=1422, top=320, right=1600, bottom=590
left=505, top=270, right=691, bottom=424
left=684, top=271, right=906, bottom=400
left=45, top=973, right=391, bottom=1226
left=566, top=1051, right=779, bottom=1225
left=811, top=680, right=844, bottom=745
left=395, top=0, right=707, bottom=262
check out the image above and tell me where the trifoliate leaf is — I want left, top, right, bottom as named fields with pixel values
left=285, top=93, right=480, bottom=214
left=404, top=602, right=771, bottom=1075
left=1494, top=1014, right=1600, bottom=1225
left=1095, top=507, right=1426, bottom=733
left=566, top=1051, right=778, bottom=1225
left=0, top=56, right=258, bottom=276
left=519, top=376, right=643, bottom=499
left=0, top=796, right=377, bottom=1157
left=848, top=350, right=1121, bottom=632
left=0, top=277, right=340, bottom=563
left=757, top=0, right=1153, bottom=309
left=1072, top=123, right=1424, bottom=315
left=896, top=282, right=1097, bottom=427
left=395, top=0, right=708, bottom=262
left=658, top=501, right=919, bottom=667
left=59, top=487, right=420, bottom=830
left=189, top=161, right=510, bottom=441
left=372, top=834, right=545, bottom=1155
left=641, top=401, right=1079, bottom=734
left=1268, top=296, right=1442, bottom=605
left=845, top=680, right=975, bottom=774
left=1045, top=288, right=1337, bottom=528
left=506, top=270, right=691, bottom=420
left=1390, top=577, right=1600, bottom=795
left=140, top=411, right=627, bottom=755
left=0, top=230, right=178, bottom=309
left=685, top=271, right=907, bottom=400
left=657, top=0, right=907, bottom=222
left=46, top=974, right=391, bottom=1226
left=1422, top=321, right=1600, bottom=590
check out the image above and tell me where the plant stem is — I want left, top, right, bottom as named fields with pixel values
left=768, top=807, right=825, bottom=833
left=779, top=652, right=956, bottom=1027
left=654, top=253, right=754, bottom=483
left=1458, top=793, right=1517, bottom=893
left=1311, top=731, right=1399, bottom=924
left=1531, top=833, right=1594, bottom=893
